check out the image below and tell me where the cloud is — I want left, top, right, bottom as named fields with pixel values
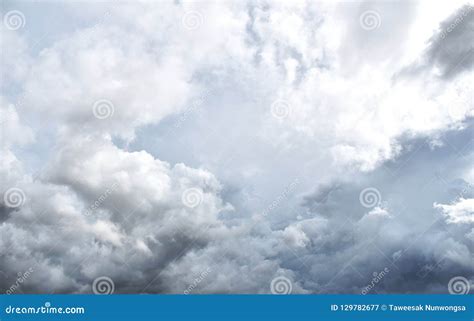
left=22, top=27, right=194, bottom=141
left=0, top=1, right=473, bottom=294
left=434, top=198, right=474, bottom=224
left=425, top=4, right=474, bottom=79
left=0, top=134, right=234, bottom=293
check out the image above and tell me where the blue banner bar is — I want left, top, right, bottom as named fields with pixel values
left=1, top=295, right=472, bottom=321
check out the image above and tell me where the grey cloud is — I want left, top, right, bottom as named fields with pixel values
left=428, top=4, right=474, bottom=79
left=398, top=4, right=474, bottom=80
left=289, top=124, right=473, bottom=293
left=0, top=125, right=472, bottom=294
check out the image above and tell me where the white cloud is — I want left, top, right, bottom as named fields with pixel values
left=0, top=97, right=34, bottom=148
left=434, top=198, right=474, bottom=224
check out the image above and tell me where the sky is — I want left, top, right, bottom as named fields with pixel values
left=0, top=0, right=473, bottom=294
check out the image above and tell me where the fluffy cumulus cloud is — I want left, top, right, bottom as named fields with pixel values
left=0, top=0, right=473, bottom=294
